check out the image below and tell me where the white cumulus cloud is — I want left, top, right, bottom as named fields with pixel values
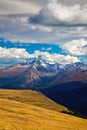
left=33, top=51, right=80, bottom=65
left=0, top=47, right=80, bottom=65
left=0, top=47, right=32, bottom=58
left=61, top=38, right=87, bottom=56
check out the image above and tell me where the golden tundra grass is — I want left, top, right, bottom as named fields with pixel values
left=0, top=89, right=71, bottom=113
left=0, top=89, right=87, bottom=130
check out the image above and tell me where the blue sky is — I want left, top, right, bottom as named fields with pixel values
left=0, top=38, right=63, bottom=54
left=0, top=0, right=87, bottom=67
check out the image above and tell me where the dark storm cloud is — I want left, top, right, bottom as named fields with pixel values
left=0, top=0, right=87, bottom=43
left=29, top=0, right=87, bottom=27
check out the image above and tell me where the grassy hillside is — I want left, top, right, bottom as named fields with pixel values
left=0, top=89, right=87, bottom=130
left=0, top=89, right=71, bottom=113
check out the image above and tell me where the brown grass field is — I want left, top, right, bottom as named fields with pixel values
left=0, top=89, right=87, bottom=130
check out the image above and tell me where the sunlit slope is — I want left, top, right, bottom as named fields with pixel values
left=0, top=98, right=87, bottom=130
left=0, top=89, right=71, bottom=113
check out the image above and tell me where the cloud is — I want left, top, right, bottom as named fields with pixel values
left=33, top=51, right=80, bottom=65
left=0, top=47, right=33, bottom=67
left=0, top=47, right=80, bottom=65
left=41, top=47, right=52, bottom=51
left=29, top=0, right=87, bottom=27
left=0, top=47, right=32, bottom=58
left=27, top=23, right=52, bottom=32
left=55, top=27, right=87, bottom=38
left=0, top=0, right=41, bottom=15
left=0, top=14, right=54, bottom=43
left=61, top=38, right=87, bottom=56
left=0, top=0, right=87, bottom=43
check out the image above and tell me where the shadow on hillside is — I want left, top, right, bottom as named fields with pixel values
left=61, top=110, right=87, bottom=119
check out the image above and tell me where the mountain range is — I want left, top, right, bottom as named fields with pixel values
left=0, top=60, right=87, bottom=88
left=0, top=59, right=87, bottom=117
